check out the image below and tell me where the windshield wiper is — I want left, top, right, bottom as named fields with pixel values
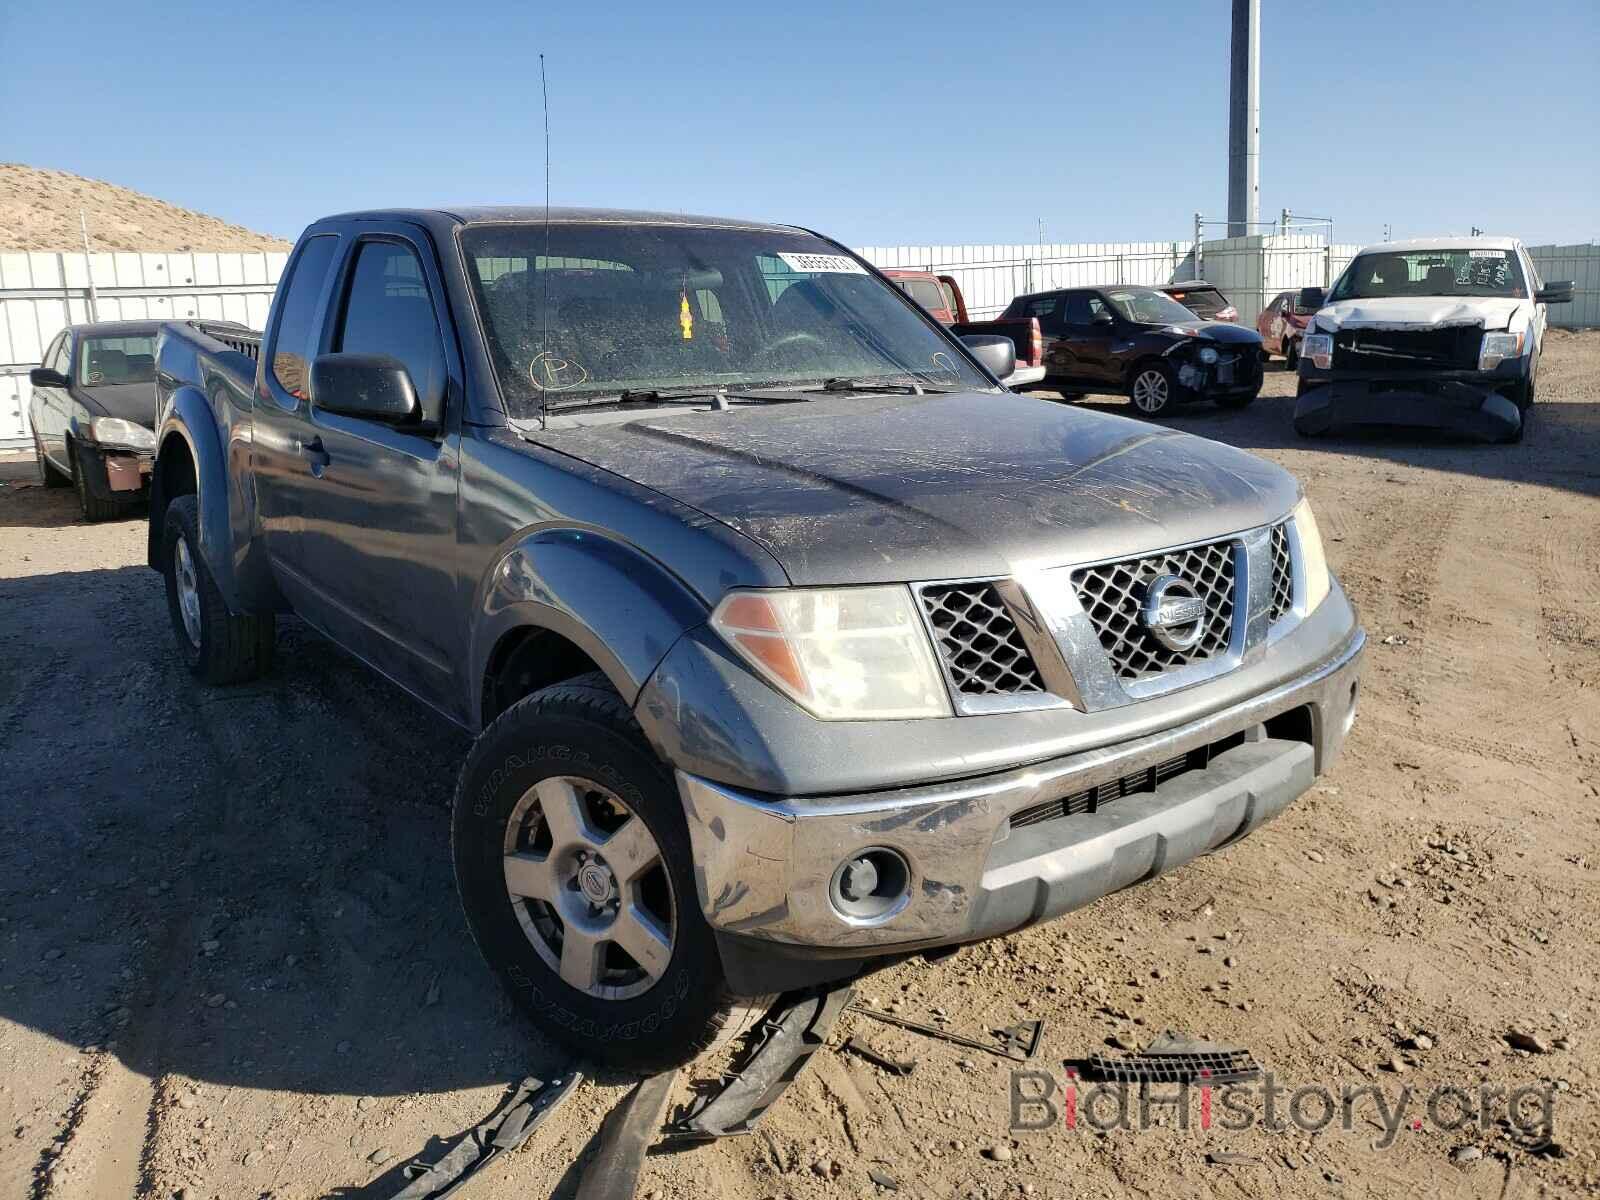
left=815, top=377, right=930, bottom=395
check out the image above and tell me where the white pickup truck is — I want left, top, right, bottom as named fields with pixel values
left=1292, top=236, right=1572, bottom=443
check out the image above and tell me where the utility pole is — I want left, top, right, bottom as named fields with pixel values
left=1227, top=0, right=1261, bottom=238
left=79, top=211, right=100, bottom=322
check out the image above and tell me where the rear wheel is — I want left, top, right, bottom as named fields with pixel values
left=453, top=673, right=773, bottom=1070
left=1128, top=362, right=1179, bottom=417
left=161, top=494, right=275, bottom=683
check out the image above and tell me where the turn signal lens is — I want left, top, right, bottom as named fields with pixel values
left=711, top=587, right=951, bottom=720
left=1292, top=497, right=1331, bottom=614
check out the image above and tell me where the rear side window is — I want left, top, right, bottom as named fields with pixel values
left=333, top=240, right=446, bottom=418
left=270, top=235, right=338, bottom=398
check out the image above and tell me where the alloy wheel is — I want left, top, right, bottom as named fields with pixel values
left=1132, top=368, right=1169, bottom=413
left=501, top=776, right=676, bottom=1001
left=173, top=535, right=203, bottom=648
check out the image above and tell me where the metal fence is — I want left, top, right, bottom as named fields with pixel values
left=3, top=237, right=1594, bottom=448
left=1, top=250, right=285, bottom=445
left=856, top=242, right=1198, bottom=319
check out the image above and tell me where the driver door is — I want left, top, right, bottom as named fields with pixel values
left=1058, top=291, right=1118, bottom=383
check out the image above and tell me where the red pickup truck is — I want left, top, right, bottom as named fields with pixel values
left=881, top=269, right=1046, bottom=387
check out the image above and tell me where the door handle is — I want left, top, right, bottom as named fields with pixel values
left=298, top=435, right=331, bottom=477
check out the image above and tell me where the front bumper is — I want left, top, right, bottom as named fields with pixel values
left=1295, top=363, right=1525, bottom=441
left=79, top=443, right=154, bottom=498
left=681, top=623, right=1364, bottom=993
left=1175, top=351, right=1265, bottom=398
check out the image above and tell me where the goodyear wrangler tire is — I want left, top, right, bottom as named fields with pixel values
left=452, top=672, right=772, bottom=1071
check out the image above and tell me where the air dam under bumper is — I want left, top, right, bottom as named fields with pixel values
left=1294, top=374, right=1523, bottom=442
left=683, top=627, right=1364, bottom=995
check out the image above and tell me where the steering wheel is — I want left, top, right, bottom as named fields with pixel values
left=754, top=330, right=829, bottom=365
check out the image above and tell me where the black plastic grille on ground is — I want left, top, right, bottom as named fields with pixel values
left=1085, top=1048, right=1261, bottom=1086
left=1268, top=523, right=1294, bottom=622
left=918, top=583, right=1044, bottom=696
left=1071, top=540, right=1237, bottom=681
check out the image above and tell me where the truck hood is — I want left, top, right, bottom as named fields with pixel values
left=532, top=392, right=1297, bottom=585
left=1315, top=296, right=1527, bottom=333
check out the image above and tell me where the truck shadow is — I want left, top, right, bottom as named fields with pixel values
left=0, top=563, right=619, bottom=1105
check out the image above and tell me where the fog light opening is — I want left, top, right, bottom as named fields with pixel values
left=829, top=848, right=911, bottom=924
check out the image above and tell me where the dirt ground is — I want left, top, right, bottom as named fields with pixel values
left=2, top=333, right=1596, bottom=1200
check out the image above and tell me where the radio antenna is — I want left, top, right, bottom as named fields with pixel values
left=539, top=52, right=552, bottom=429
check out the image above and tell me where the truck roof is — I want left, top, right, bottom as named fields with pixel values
left=313, top=206, right=800, bottom=234
left=1351, top=235, right=1522, bottom=255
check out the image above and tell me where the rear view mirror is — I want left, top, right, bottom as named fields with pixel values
left=29, top=366, right=69, bottom=388
left=309, top=353, right=419, bottom=422
left=960, top=334, right=1017, bottom=381
left=1536, top=281, right=1575, bottom=304
left=1293, top=286, right=1326, bottom=316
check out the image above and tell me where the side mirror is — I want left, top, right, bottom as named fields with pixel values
left=1535, top=281, right=1574, bottom=305
left=1293, top=286, right=1326, bottom=316
left=309, top=353, right=419, bottom=422
left=29, top=366, right=69, bottom=388
left=1091, top=311, right=1115, bottom=326
left=960, top=334, right=1017, bottom=381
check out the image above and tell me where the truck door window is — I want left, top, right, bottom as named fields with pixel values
left=333, top=241, right=447, bottom=424
left=269, top=235, right=339, bottom=400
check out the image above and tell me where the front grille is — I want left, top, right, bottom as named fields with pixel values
left=1332, top=325, right=1479, bottom=370
left=919, top=582, right=1044, bottom=696
left=1070, top=540, right=1236, bottom=681
left=1268, top=523, right=1294, bottom=621
left=1009, top=730, right=1246, bottom=829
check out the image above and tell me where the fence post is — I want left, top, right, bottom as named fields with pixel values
left=1194, top=213, right=1203, bottom=281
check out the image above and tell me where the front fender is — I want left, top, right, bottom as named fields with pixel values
left=470, top=527, right=711, bottom=729
left=148, top=388, right=236, bottom=604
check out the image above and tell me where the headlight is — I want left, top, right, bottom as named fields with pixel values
left=710, top=586, right=951, bottom=720
left=88, top=417, right=156, bottom=450
left=1198, top=346, right=1219, bottom=364
left=1478, top=330, right=1524, bottom=371
left=1291, top=497, right=1331, bottom=614
left=1302, top=333, right=1333, bottom=369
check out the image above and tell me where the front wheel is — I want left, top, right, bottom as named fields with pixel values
left=161, top=495, right=275, bottom=683
left=453, top=673, right=773, bottom=1071
left=72, top=449, right=126, bottom=522
left=1128, top=362, right=1179, bottom=417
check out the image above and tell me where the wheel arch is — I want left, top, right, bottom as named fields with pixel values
left=470, top=527, right=711, bottom=733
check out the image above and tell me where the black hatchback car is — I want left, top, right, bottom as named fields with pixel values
left=29, top=320, right=164, bottom=520
left=1002, top=286, right=1266, bottom=417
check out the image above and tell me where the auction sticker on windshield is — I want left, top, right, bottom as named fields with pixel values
left=777, top=252, right=868, bottom=275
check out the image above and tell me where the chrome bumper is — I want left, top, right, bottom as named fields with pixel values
left=679, top=626, right=1363, bottom=955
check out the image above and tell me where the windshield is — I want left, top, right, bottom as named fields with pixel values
left=77, top=335, right=156, bottom=387
left=459, top=223, right=990, bottom=415
left=1105, top=288, right=1200, bottom=325
left=1328, top=249, right=1527, bottom=302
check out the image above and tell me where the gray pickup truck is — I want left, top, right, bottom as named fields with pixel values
left=150, top=207, right=1364, bottom=1070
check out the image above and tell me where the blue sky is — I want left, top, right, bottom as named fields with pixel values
left=3, top=0, right=1595, bottom=249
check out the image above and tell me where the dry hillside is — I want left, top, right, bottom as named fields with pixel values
left=0, top=164, right=291, bottom=253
